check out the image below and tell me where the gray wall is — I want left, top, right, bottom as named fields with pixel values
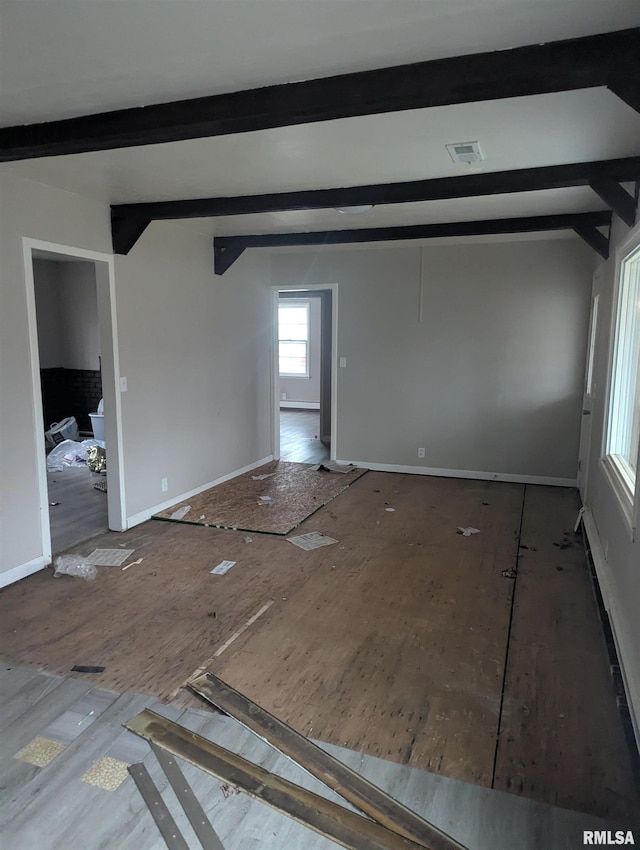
left=273, top=238, right=594, bottom=481
left=582, top=214, right=640, bottom=737
left=34, top=259, right=100, bottom=370
left=279, top=295, right=321, bottom=406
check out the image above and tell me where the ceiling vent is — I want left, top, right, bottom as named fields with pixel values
left=446, top=141, right=484, bottom=165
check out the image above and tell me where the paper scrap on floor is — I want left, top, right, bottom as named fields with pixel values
left=287, top=531, right=338, bottom=551
left=86, top=549, right=135, bottom=567
left=457, top=527, right=481, bottom=536
left=170, top=505, right=191, bottom=520
left=315, top=461, right=354, bottom=474
left=211, top=560, right=236, bottom=575
left=252, top=473, right=275, bottom=480
left=257, top=495, right=275, bottom=506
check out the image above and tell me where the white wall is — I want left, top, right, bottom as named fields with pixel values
left=114, top=221, right=272, bottom=522
left=279, top=295, right=321, bottom=406
left=273, top=238, right=594, bottom=482
left=34, top=259, right=100, bottom=370
left=582, top=214, right=640, bottom=741
left=0, top=173, right=113, bottom=577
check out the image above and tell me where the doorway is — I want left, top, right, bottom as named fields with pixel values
left=578, top=268, right=602, bottom=503
left=272, top=285, right=338, bottom=464
left=24, top=238, right=126, bottom=564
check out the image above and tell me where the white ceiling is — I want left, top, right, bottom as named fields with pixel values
left=1, top=0, right=639, bottom=242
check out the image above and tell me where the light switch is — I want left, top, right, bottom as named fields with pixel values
left=339, top=357, right=347, bottom=368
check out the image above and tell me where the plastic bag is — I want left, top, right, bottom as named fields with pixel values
left=53, top=554, right=97, bottom=581
left=46, top=439, right=106, bottom=472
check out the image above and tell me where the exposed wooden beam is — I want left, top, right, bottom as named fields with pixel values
left=589, top=178, right=637, bottom=227
left=108, top=157, right=640, bottom=253
left=110, top=212, right=151, bottom=254
left=213, top=211, right=612, bottom=273
left=573, top=224, right=610, bottom=260
left=2, top=29, right=638, bottom=162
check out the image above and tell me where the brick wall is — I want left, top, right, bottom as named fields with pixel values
left=41, top=368, right=102, bottom=433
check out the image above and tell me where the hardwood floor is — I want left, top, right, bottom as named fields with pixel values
left=280, top=408, right=329, bottom=464
left=0, top=667, right=629, bottom=850
left=0, top=475, right=637, bottom=821
left=47, top=467, right=109, bottom=554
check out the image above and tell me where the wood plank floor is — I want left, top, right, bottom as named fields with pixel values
left=0, top=667, right=632, bottom=850
left=48, top=467, right=108, bottom=554
left=0, top=474, right=637, bottom=821
left=280, top=408, right=330, bottom=464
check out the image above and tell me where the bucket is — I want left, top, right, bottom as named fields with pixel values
left=89, top=413, right=105, bottom=442
left=45, top=416, right=79, bottom=448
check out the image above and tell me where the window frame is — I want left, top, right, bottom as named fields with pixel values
left=278, top=299, right=311, bottom=378
left=601, top=222, right=640, bottom=538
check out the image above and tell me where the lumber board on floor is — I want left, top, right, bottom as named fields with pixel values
left=493, top=485, right=639, bottom=820
left=153, top=460, right=366, bottom=535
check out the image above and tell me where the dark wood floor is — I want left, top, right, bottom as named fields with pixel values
left=1, top=474, right=637, bottom=822
left=280, top=408, right=329, bottom=464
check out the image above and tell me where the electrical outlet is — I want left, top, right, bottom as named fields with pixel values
left=339, top=357, right=347, bottom=368
left=161, top=478, right=168, bottom=492
left=281, top=392, right=286, bottom=400
left=418, top=448, right=425, bottom=458
left=120, top=376, right=128, bottom=392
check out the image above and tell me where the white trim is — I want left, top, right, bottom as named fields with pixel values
left=22, top=238, right=127, bottom=541
left=272, top=283, right=338, bottom=462
left=0, top=555, right=50, bottom=588
left=280, top=401, right=320, bottom=410
left=337, top=460, right=576, bottom=487
left=600, top=455, right=635, bottom=536
left=126, top=455, right=273, bottom=527
left=581, top=508, right=640, bottom=756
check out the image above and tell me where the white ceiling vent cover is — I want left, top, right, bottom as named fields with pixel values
left=446, top=141, right=484, bottom=164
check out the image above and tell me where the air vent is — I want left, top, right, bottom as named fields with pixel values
left=446, top=141, right=484, bottom=164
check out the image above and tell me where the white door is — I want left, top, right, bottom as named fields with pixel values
left=577, top=268, right=602, bottom=502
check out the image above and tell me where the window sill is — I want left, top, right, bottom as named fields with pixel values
left=600, top=454, right=636, bottom=540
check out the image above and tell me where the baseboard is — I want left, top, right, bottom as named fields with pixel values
left=581, top=508, right=640, bottom=756
left=280, top=401, right=320, bottom=409
left=126, top=455, right=274, bottom=528
left=0, top=554, right=50, bottom=588
left=336, top=460, right=576, bottom=487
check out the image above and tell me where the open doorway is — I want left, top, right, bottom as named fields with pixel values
left=273, top=286, right=337, bottom=464
left=24, top=238, right=126, bottom=565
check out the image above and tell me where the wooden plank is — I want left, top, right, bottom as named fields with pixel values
left=189, top=673, right=468, bottom=850
left=493, top=485, right=639, bottom=819
left=128, top=762, right=190, bottom=850
left=125, top=709, right=433, bottom=850
left=152, top=460, right=367, bottom=535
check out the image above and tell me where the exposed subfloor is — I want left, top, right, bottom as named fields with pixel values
left=0, top=666, right=629, bottom=850
left=280, top=407, right=329, bottom=464
left=0, top=474, right=637, bottom=824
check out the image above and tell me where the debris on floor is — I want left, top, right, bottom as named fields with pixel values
left=81, top=756, right=130, bottom=791
left=92, top=479, right=108, bottom=492
left=256, top=495, right=275, bottom=506
left=211, top=559, right=236, bottom=575
left=251, top=473, right=275, bottom=480
left=121, top=557, right=143, bottom=571
left=71, top=665, right=106, bottom=673
left=53, top=555, right=97, bottom=582
left=14, top=736, right=65, bottom=768
left=170, top=505, right=191, bottom=520
left=221, top=782, right=239, bottom=799
left=243, top=535, right=253, bottom=543
left=49, top=501, right=60, bottom=507
left=456, top=527, right=481, bottom=536
left=315, top=461, right=355, bottom=474
left=86, top=548, right=135, bottom=567
left=501, top=568, right=517, bottom=579
left=286, top=531, right=338, bottom=551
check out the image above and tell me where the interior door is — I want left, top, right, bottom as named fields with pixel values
left=577, top=268, right=602, bottom=502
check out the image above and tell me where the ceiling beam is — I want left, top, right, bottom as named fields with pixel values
left=572, top=224, right=610, bottom=259
left=112, top=155, right=640, bottom=220
left=213, top=210, right=612, bottom=274
left=588, top=178, right=637, bottom=227
left=2, top=29, right=639, bottom=162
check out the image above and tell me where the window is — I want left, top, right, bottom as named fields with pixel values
left=604, top=233, right=640, bottom=521
left=278, top=300, right=310, bottom=377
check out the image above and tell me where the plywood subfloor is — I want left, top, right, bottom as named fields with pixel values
left=0, top=473, right=637, bottom=821
left=153, top=460, right=366, bottom=534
